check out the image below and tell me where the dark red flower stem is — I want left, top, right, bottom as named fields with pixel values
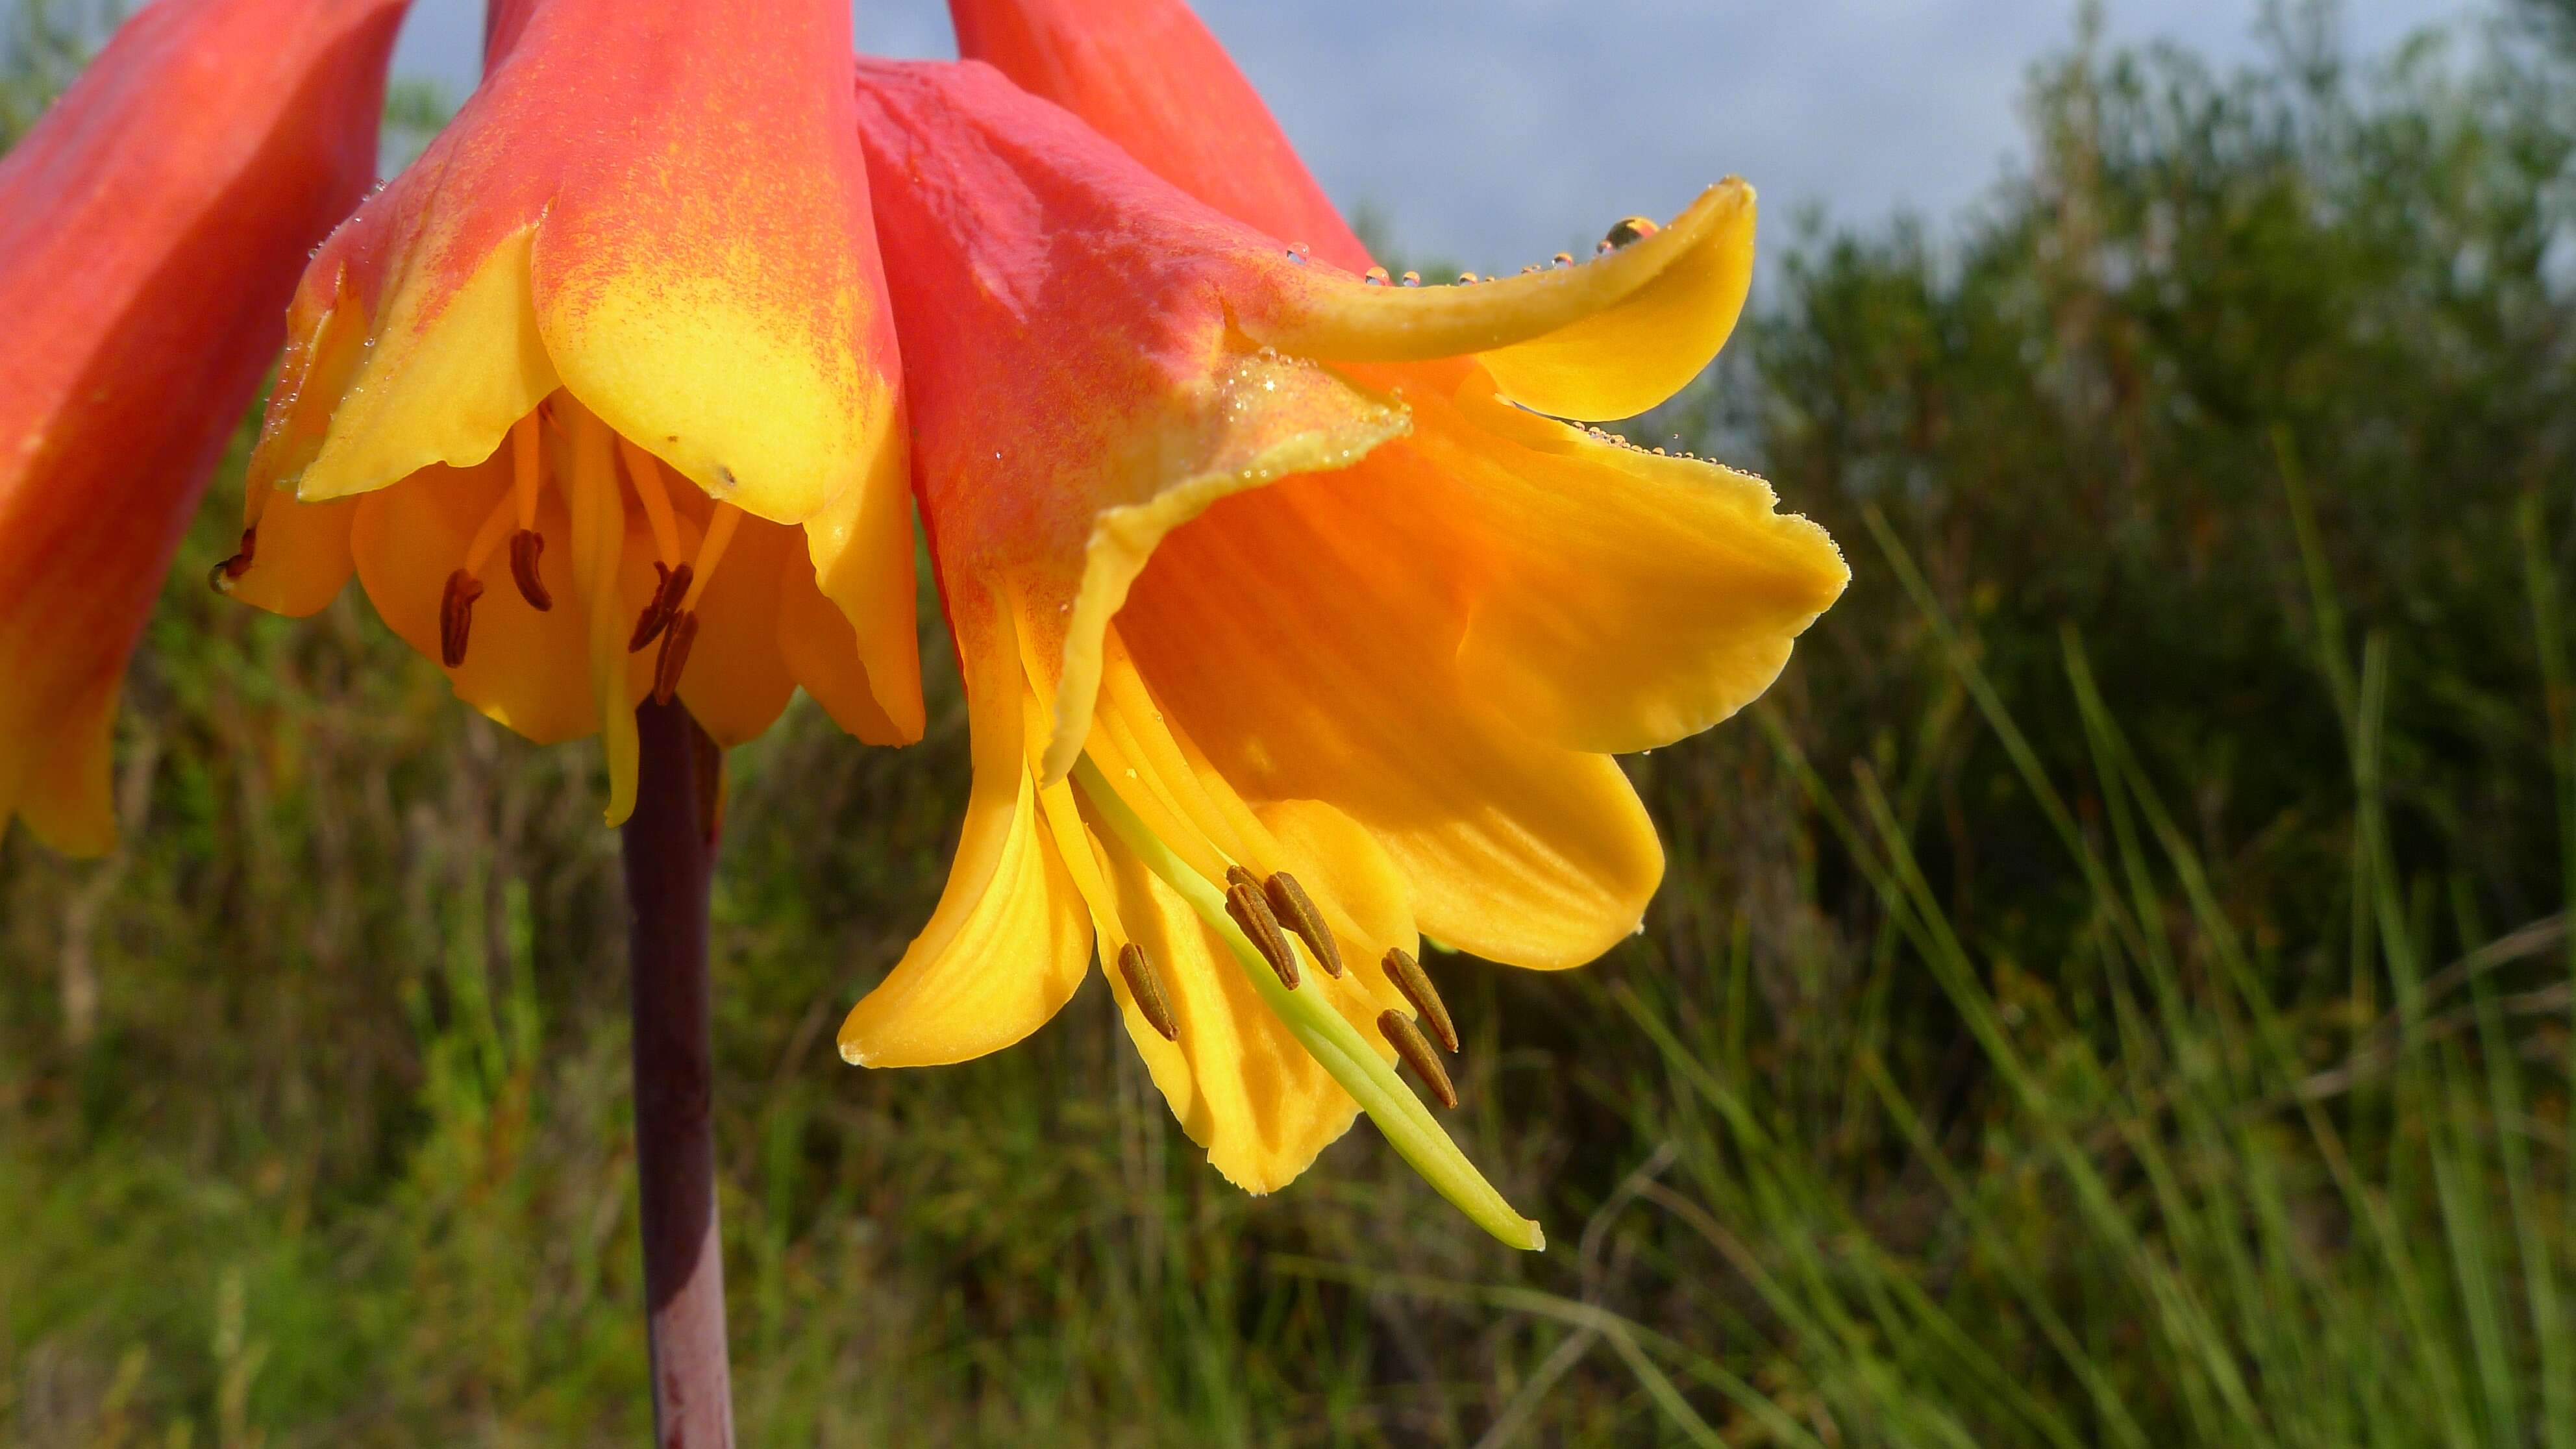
left=622, top=699, right=735, bottom=1448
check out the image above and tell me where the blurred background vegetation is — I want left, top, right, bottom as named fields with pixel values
left=7, top=1, right=2576, bottom=1444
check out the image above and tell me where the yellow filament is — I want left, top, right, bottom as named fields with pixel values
left=617, top=436, right=683, bottom=565
left=508, top=413, right=544, bottom=530
left=460, top=489, right=517, bottom=576
left=565, top=404, right=639, bottom=825
left=677, top=502, right=743, bottom=612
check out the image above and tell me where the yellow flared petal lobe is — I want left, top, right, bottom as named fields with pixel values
left=534, top=247, right=883, bottom=528
left=1243, top=180, right=1755, bottom=421
left=1475, top=185, right=1755, bottom=421
left=224, top=489, right=360, bottom=617
left=1119, top=479, right=1666, bottom=969
left=1441, top=382, right=1848, bottom=754
left=838, top=610, right=1092, bottom=1066
left=294, top=230, right=559, bottom=504
left=13, top=676, right=119, bottom=857
left=774, top=544, right=905, bottom=745
left=800, top=425, right=924, bottom=743
left=674, top=515, right=800, bottom=748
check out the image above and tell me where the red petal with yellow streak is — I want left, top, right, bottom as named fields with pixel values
left=254, top=0, right=907, bottom=534
left=0, top=0, right=403, bottom=855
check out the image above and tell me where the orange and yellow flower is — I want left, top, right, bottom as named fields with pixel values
left=218, top=0, right=921, bottom=821
left=0, top=0, right=406, bottom=854
left=839, top=56, right=1848, bottom=1240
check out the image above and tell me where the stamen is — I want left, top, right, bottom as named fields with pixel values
left=438, top=569, right=484, bottom=668
left=508, top=528, right=552, bottom=611
left=1383, top=948, right=1458, bottom=1053
left=650, top=608, right=699, bottom=706
left=1224, top=864, right=1260, bottom=893
left=1067, top=754, right=1543, bottom=1250
left=1380, top=1011, right=1458, bottom=1108
left=1224, top=880, right=1300, bottom=989
left=508, top=413, right=544, bottom=530
left=628, top=562, right=691, bottom=651
left=1116, top=942, right=1178, bottom=1042
left=677, top=503, right=743, bottom=613
left=634, top=499, right=741, bottom=681
left=1263, top=873, right=1344, bottom=979
left=460, top=489, right=517, bottom=577
left=616, top=436, right=683, bottom=565
left=208, top=527, right=256, bottom=593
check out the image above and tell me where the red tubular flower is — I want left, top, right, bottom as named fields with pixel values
left=221, top=0, right=920, bottom=824
left=0, top=0, right=406, bottom=854
left=839, top=57, right=1846, bottom=1235
left=947, top=0, right=1368, bottom=271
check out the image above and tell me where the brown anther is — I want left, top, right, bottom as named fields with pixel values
left=650, top=609, right=698, bottom=705
left=1224, top=881, right=1300, bottom=989
left=438, top=569, right=484, bottom=669
left=1224, top=864, right=1261, bottom=894
left=1603, top=215, right=1661, bottom=249
left=507, top=528, right=552, bottom=610
left=1263, top=873, right=1344, bottom=979
left=628, top=560, right=691, bottom=652
left=1363, top=265, right=1391, bottom=285
left=208, top=528, right=256, bottom=593
left=1382, top=947, right=1457, bottom=1052
left=1117, top=942, right=1178, bottom=1042
left=1379, top=1010, right=1457, bottom=1108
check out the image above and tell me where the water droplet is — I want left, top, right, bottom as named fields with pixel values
left=1552, top=252, right=1575, bottom=267
left=1602, top=216, right=1660, bottom=249
left=1455, top=271, right=1480, bottom=284
left=1285, top=242, right=1309, bottom=264
left=1364, top=266, right=1391, bottom=286
left=1399, top=270, right=1422, bottom=287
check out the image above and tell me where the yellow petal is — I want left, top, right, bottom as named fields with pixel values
left=1244, top=180, right=1755, bottom=421
left=837, top=604, right=1091, bottom=1066
left=12, top=673, right=119, bottom=856
left=1438, top=379, right=1846, bottom=754
left=799, top=425, right=924, bottom=743
left=1476, top=186, right=1755, bottom=421
left=774, top=538, right=904, bottom=745
left=294, top=229, right=560, bottom=504
left=226, top=489, right=359, bottom=617
left=674, top=514, right=800, bottom=749
left=1118, top=475, right=1666, bottom=969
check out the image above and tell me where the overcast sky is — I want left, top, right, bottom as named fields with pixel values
left=390, top=0, right=2486, bottom=269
